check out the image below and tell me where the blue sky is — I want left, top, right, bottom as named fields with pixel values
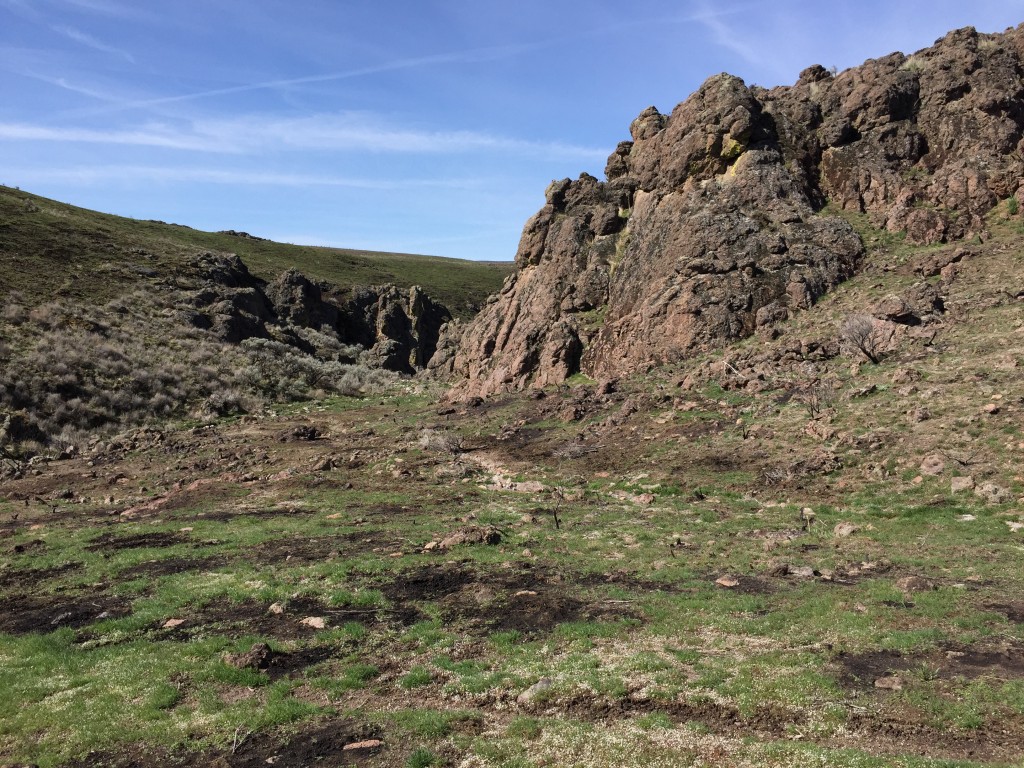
left=2, top=1, right=1024, bottom=261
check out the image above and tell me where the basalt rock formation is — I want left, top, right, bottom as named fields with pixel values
left=183, top=253, right=451, bottom=373
left=442, top=25, right=1024, bottom=397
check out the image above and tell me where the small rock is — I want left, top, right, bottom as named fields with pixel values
left=950, top=476, right=975, bottom=493
left=1006, top=521, right=1024, bottom=532
left=790, top=566, right=816, bottom=579
left=162, top=618, right=186, bottom=629
left=635, top=493, right=655, bottom=505
left=225, top=642, right=272, bottom=670
left=895, top=575, right=934, bottom=594
left=515, top=590, right=538, bottom=597
left=422, top=541, right=439, bottom=552
left=300, top=616, right=326, bottom=629
left=919, top=454, right=945, bottom=476
left=312, top=457, right=335, bottom=472
left=715, top=575, right=739, bottom=588
left=517, top=677, right=553, bottom=705
left=268, top=602, right=284, bottom=615
left=982, top=403, right=1000, bottom=415
left=957, top=514, right=976, bottom=522
left=521, top=548, right=534, bottom=557
left=975, top=481, right=1011, bottom=504
left=834, top=522, right=859, bottom=537
left=874, top=675, right=903, bottom=691
left=342, top=740, right=382, bottom=751
left=325, top=512, right=343, bottom=519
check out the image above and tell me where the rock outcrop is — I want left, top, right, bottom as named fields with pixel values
left=443, top=25, right=1024, bottom=397
left=183, top=254, right=451, bottom=373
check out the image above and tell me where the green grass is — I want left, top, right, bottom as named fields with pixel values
left=0, top=184, right=512, bottom=318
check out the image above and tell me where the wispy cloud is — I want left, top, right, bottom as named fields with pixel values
left=6, top=164, right=485, bottom=190
left=53, top=0, right=156, bottom=21
left=0, top=113, right=608, bottom=160
left=0, top=122, right=225, bottom=152
left=78, top=43, right=536, bottom=114
left=694, top=5, right=766, bottom=69
left=51, top=24, right=135, bottom=62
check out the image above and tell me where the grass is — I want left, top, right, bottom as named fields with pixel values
left=0, top=185, right=512, bottom=318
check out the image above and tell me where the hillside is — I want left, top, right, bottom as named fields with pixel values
left=0, top=185, right=512, bottom=319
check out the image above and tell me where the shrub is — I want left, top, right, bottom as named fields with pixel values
left=841, top=314, right=884, bottom=364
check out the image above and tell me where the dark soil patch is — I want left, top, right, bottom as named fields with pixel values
left=248, top=531, right=400, bottom=565
left=197, top=506, right=319, bottom=523
left=380, top=563, right=641, bottom=636
left=0, top=591, right=130, bottom=635
left=556, top=693, right=795, bottom=737
left=711, top=575, right=776, bottom=595
left=987, top=601, right=1024, bottom=623
left=155, top=597, right=330, bottom=641
left=0, top=561, right=83, bottom=589
left=85, top=530, right=193, bottom=552
left=836, top=642, right=1024, bottom=688
left=10, top=537, right=47, bottom=554
left=264, top=645, right=338, bottom=680
left=60, top=718, right=384, bottom=767
left=116, top=555, right=226, bottom=580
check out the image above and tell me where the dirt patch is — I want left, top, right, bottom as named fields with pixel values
left=987, top=601, right=1024, bottom=623
left=248, top=531, right=401, bottom=565
left=155, top=597, right=330, bottom=641
left=380, top=563, right=640, bottom=636
left=116, top=555, right=226, bottom=580
left=85, top=530, right=194, bottom=552
left=836, top=642, right=1024, bottom=688
left=197, top=506, right=318, bottom=522
left=263, top=646, right=338, bottom=680
left=60, top=718, right=384, bottom=767
left=0, top=561, right=83, bottom=589
left=0, top=591, right=131, bottom=635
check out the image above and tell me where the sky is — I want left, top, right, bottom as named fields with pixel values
left=2, top=1, right=1024, bottom=261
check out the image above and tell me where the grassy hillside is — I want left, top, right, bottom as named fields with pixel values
left=0, top=185, right=512, bottom=318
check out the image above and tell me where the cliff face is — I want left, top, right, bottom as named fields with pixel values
left=441, top=25, right=1024, bottom=397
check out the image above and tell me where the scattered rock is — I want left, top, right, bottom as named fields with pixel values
left=268, top=603, right=285, bottom=615
left=300, top=617, right=326, bottom=629
left=834, top=522, right=859, bottom=537
left=982, top=403, right=1000, bottom=415
left=895, top=576, right=935, bottom=594
left=919, top=454, right=945, bottom=476
left=1007, top=521, right=1024, bottom=532
left=975, top=482, right=1011, bottom=504
left=950, top=476, right=975, bottom=493
left=162, top=618, right=186, bottom=629
left=438, top=526, right=502, bottom=549
left=874, top=675, right=903, bottom=691
left=224, top=642, right=272, bottom=670
left=715, top=575, right=740, bottom=588
left=343, top=740, right=383, bottom=751
left=517, top=678, right=553, bottom=705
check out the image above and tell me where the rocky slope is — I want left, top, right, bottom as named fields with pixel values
left=440, top=25, right=1024, bottom=397
left=183, top=253, right=450, bottom=374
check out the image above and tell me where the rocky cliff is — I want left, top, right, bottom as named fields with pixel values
left=441, top=25, right=1024, bottom=397
left=183, top=253, right=451, bottom=374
